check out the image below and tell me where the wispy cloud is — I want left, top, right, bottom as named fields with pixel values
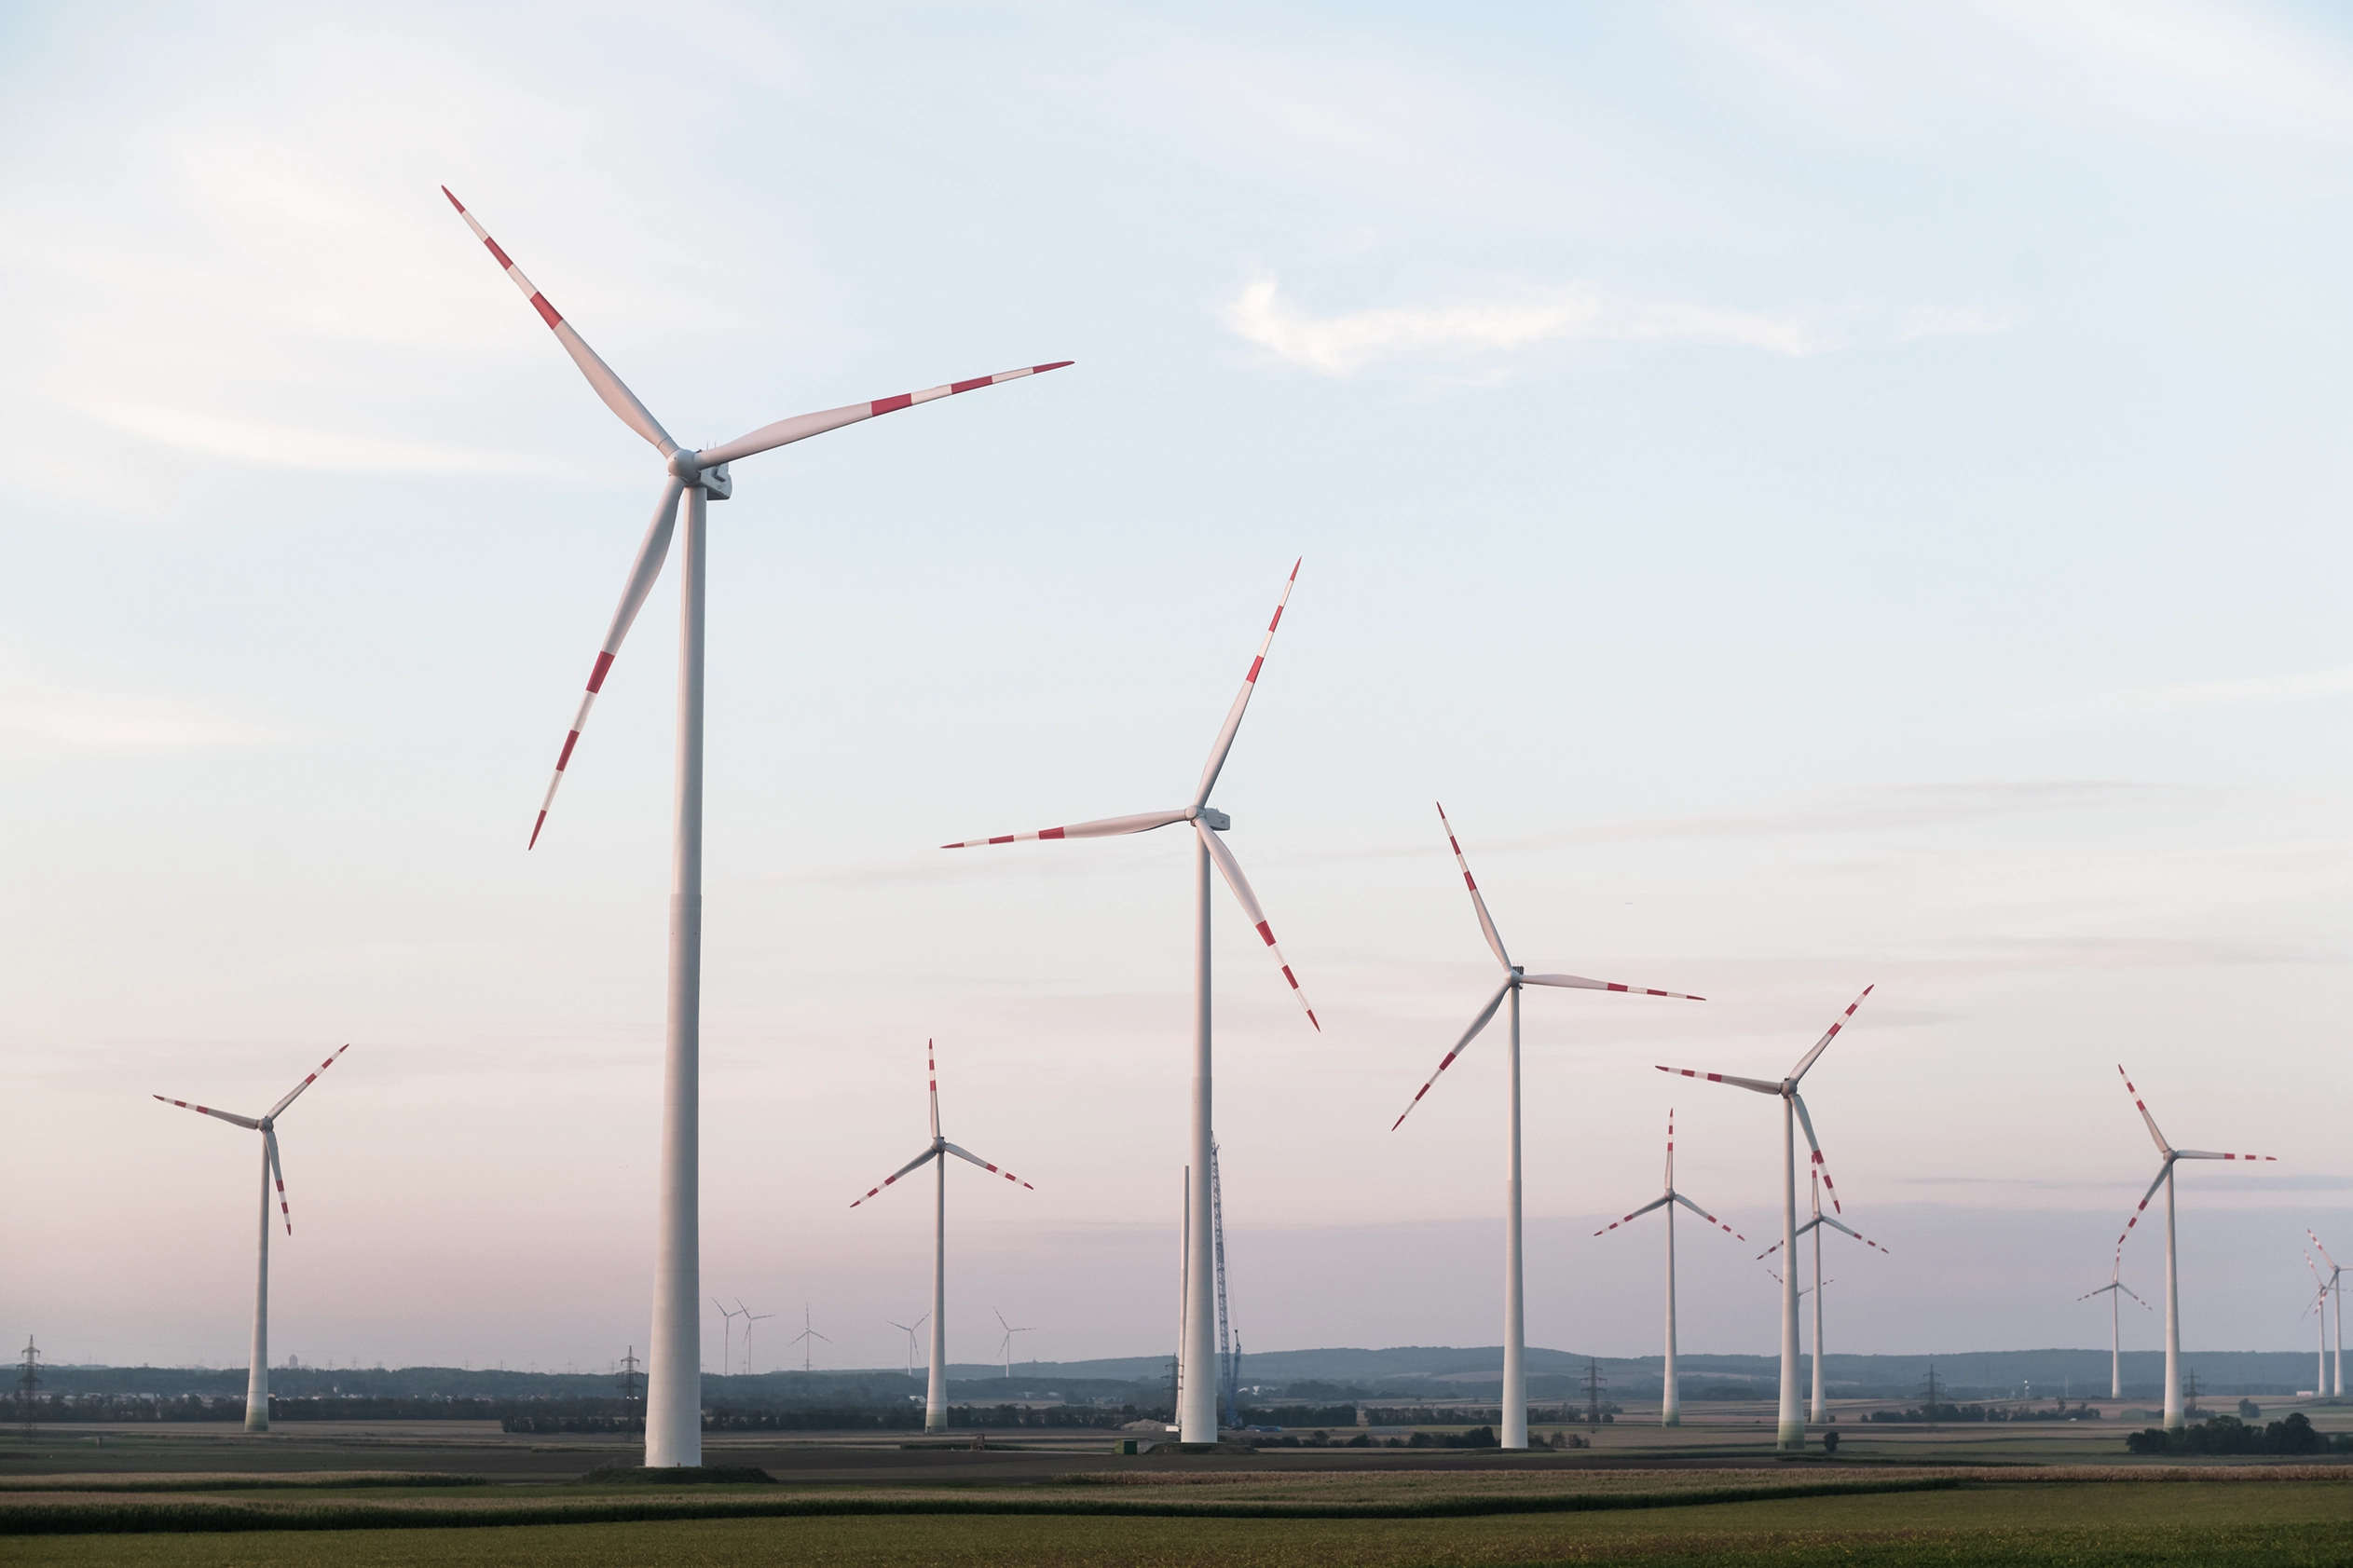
left=77, top=399, right=586, bottom=479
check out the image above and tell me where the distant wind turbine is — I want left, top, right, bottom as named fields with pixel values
left=851, top=1040, right=1034, bottom=1433
left=788, top=1306, right=830, bottom=1375
left=153, top=1045, right=349, bottom=1432
left=2113, top=1064, right=2275, bottom=1432
left=443, top=187, right=1068, bottom=1469
left=1592, top=1109, right=1744, bottom=1426
left=738, top=1302, right=775, bottom=1377
left=713, top=1300, right=745, bottom=1379
left=2076, top=1257, right=2151, bottom=1399
left=994, top=1310, right=1035, bottom=1379
left=2310, top=1232, right=2345, bottom=1397
left=1659, top=987, right=1873, bottom=1450
left=943, top=563, right=1318, bottom=1443
left=887, top=1315, right=931, bottom=1381
left=1395, top=803, right=1703, bottom=1448
left=1758, top=1166, right=1887, bottom=1422
left=2305, top=1253, right=2332, bottom=1398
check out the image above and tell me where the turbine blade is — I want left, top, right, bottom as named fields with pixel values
left=2172, top=1149, right=2277, bottom=1162
left=267, top=1044, right=349, bottom=1119
left=1194, top=559, right=1300, bottom=809
left=1593, top=1193, right=1671, bottom=1235
left=530, top=477, right=685, bottom=848
left=2116, top=1160, right=2173, bottom=1249
left=697, top=362, right=1074, bottom=469
left=1819, top=1214, right=1888, bottom=1253
left=1670, top=1192, right=1746, bottom=1241
left=1432, top=803, right=1511, bottom=972
left=2310, top=1232, right=2342, bottom=1277
left=1653, top=1066, right=1782, bottom=1096
left=2115, top=1064, right=2172, bottom=1154
left=850, top=1147, right=940, bottom=1207
left=1788, top=985, right=1873, bottom=1083
left=943, top=1141, right=1034, bottom=1189
left=1790, top=1091, right=1841, bottom=1214
left=1522, top=973, right=1703, bottom=1000
left=1390, top=977, right=1513, bottom=1130
left=1197, top=821, right=1318, bottom=1031
left=265, top=1127, right=291, bottom=1236
left=441, top=188, right=676, bottom=456
left=2117, top=1281, right=2148, bottom=1307
left=941, top=808, right=1187, bottom=849
left=152, top=1097, right=259, bottom=1131
left=927, top=1040, right=941, bottom=1142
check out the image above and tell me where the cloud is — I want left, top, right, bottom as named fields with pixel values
left=1221, top=275, right=1827, bottom=375
left=76, top=399, right=588, bottom=479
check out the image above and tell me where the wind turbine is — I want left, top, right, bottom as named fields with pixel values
left=994, top=1309, right=1035, bottom=1379
left=2113, top=1064, right=2275, bottom=1432
left=712, top=1300, right=744, bottom=1378
left=2310, top=1232, right=2345, bottom=1397
left=1592, top=1109, right=1745, bottom=1426
left=2304, top=1253, right=2332, bottom=1398
left=152, top=1045, right=349, bottom=1432
left=852, top=1040, right=1033, bottom=1434
left=1394, top=804, right=1702, bottom=1449
left=887, top=1315, right=931, bottom=1380
left=738, top=1302, right=775, bottom=1377
left=443, top=189, right=1068, bottom=1468
left=787, top=1306, right=830, bottom=1375
left=942, top=563, right=1317, bottom=1442
left=1659, top=986, right=1873, bottom=1450
left=1758, top=1167, right=1886, bottom=1423
left=2075, top=1257, right=2151, bottom=1399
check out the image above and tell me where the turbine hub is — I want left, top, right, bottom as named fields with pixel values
left=667, top=448, right=703, bottom=483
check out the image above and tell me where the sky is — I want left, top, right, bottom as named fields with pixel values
left=3, top=1, right=2350, bottom=1378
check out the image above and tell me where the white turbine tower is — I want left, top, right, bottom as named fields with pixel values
left=1659, top=986, right=1873, bottom=1450
left=153, top=1045, right=349, bottom=1432
left=943, top=563, right=1318, bottom=1443
left=443, top=188, right=1067, bottom=1468
left=1392, top=803, right=1703, bottom=1449
left=851, top=1041, right=1033, bottom=1434
left=712, top=1300, right=744, bottom=1379
left=887, top=1315, right=931, bottom=1380
left=2305, top=1253, right=2332, bottom=1397
left=994, top=1309, right=1036, bottom=1379
left=1758, top=1167, right=1887, bottom=1422
left=788, top=1306, right=830, bottom=1375
left=2310, top=1232, right=2345, bottom=1397
left=2112, top=1064, right=2276, bottom=1432
left=1592, top=1109, right=1745, bottom=1426
left=2076, top=1258, right=2151, bottom=1400
left=739, top=1302, right=775, bottom=1377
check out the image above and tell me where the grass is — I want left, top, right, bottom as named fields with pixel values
left=5, top=1479, right=2352, bottom=1566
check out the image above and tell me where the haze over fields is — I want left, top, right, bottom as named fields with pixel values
left=3, top=3, right=2349, bottom=1374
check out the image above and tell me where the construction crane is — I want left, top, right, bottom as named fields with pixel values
left=1211, top=1139, right=1239, bottom=1430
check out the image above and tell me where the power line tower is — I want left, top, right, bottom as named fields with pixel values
left=1919, top=1362, right=1945, bottom=1430
left=617, top=1345, right=643, bottom=1408
left=16, top=1338, right=40, bottom=1435
left=1582, top=1358, right=1608, bottom=1431
left=2182, top=1367, right=2202, bottom=1419
left=1211, top=1139, right=1238, bottom=1431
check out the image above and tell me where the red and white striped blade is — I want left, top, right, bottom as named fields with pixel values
left=1671, top=1192, right=1744, bottom=1241
left=152, top=1096, right=259, bottom=1130
left=1787, top=985, right=1872, bottom=1083
left=529, top=477, right=684, bottom=849
left=2115, top=1160, right=2173, bottom=1249
left=1196, top=820, right=1318, bottom=1032
left=943, top=1141, right=1034, bottom=1190
left=1594, top=1193, right=1671, bottom=1235
left=2174, top=1149, right=2278, bottom=1163
left=927, top=1040, right=941, bottom=1142
left=267, top=1043, right=349, bottom=1120
left=1663, top=1109, right=1675, bottom=1190
left=265, top=1127, right=292, bottom=1236
left=1757, top=1239, right=1785, bottom=1261
left=1193, top=560, right=1300, bottom=810
left=941, top=808, right=1187, bottom=850
left=2313, top=1231, right=2342, bottom=1277
left=697, top=362, right=1074, bottom=470
left=2116, top=1280, right=2149, bottom=1308
left=2115, top=1064, right=2172, bottom=1154
left=1432, top=803, right=1511, bottom=973
left=1790, top=1090, right=1841, bottom=1214
left=442, top=188, right=677, bottom=457
left=1391, top=976, right=1513, bottom=1131
left=1522, top=973, right=1703, bottom=1000
left=1653, top=1065, right=1782, bottom=1096
left=850, top=1146, right=940, bottom=1207
left=1819, top=1214, right=1888, bottom=1253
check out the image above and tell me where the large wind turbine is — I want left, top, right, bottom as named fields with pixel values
left=1393, top=804, right=1702, bottom=1449
left=153, top=1045, right=349, bottom=1432
left=942, top=563, right=1317, bottom=1442
left=1758, top=1167, right=1886, bottom=1422
left=2310, top=1232, right=2344, bottom=1397
left=1659, top=986, right=1872, bottom=1450
left=851, top=1040, right=1033, bottom=1434
left=1592, top=1109, right=1744, bottom=1426
left=444, top=189, right=1066, bottom=1467
left=2075, top=1257, right=2150, bottom=1399
left=2113, top=1064, right=2275, bottom=1432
